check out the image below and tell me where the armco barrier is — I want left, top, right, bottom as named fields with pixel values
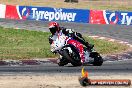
left=0, top=4, right=132, bottom=25
left=90, top=10, right=132, bottom=25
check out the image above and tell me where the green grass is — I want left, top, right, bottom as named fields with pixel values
left=84, top=37, right=128, bottom=55
left=0, top=27, right=129, bottom=60
left=0, top=27, right=55, bottom=60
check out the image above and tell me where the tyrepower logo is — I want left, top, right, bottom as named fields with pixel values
left=32, top=8, right=76, bottom=21
left=17, top=6, right=30, bottom=20
left=21, top=7, right=30, bottom=19
left=103, top=11, right=132, bottom=25
left=18, top=6, right=77, bottom=21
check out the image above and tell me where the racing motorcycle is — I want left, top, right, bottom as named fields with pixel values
left=49, top=33, right=103, bottom=66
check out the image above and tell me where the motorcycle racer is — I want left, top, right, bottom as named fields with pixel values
left=48, top=21, right=93, bottom=64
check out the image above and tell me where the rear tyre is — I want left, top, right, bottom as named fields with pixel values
left=90, top=52, right=103, bottom=66
left=93, top=54, right=103, bottom=66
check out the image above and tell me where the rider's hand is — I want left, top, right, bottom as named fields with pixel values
left=52, top=51, right=57, bottom=54
left=48, top=36, right=53, bottom=44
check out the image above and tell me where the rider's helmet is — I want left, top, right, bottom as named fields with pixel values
left=49, top=22, right=60, bottom=35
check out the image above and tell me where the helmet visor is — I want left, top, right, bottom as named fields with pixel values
left=49, top=28, right=56, bottom=35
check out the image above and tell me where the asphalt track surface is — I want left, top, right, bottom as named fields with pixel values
left=0, top=60, right=132, bottom=75
left=0, top=19, right=132, bottom=43
left=0, top=19, right=132, bottom=75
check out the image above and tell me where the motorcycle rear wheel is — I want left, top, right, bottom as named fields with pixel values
left=93, top=54, right=103, bottom=66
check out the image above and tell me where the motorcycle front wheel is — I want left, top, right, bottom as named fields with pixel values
left=57, top=57, right=69, bottom=66
left=61, top=49, right=82, bottom=66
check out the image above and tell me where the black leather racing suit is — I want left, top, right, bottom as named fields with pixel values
left=48, top=27, right=93, bottom=50
left=61, top=27, right=93, bottom=50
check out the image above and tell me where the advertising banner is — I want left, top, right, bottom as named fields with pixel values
left=104, top=11, right=132, bottom=25
left=16, top=6, right=90, bottom=23
left=90, top=10, right=106, bottom=24
left=5, top=5, right=20, bottom=19
left=4, top=4, right=132, bottom=25
left=90, top=10, right=132, bottom=25
left=0, top=4, right=6, bottom=18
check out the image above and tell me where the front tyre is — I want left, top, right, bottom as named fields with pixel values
left=57, top=57, right=69, bottom=66
left=62, top=49, right=82, bottom=66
